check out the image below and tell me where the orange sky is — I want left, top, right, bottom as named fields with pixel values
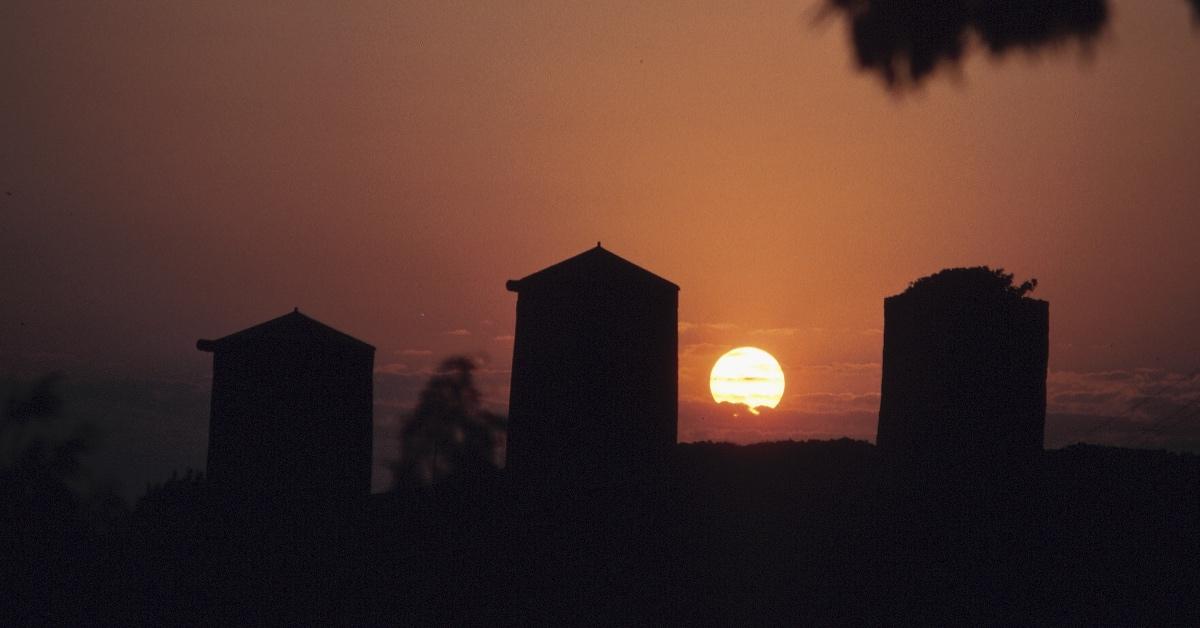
left=3, top=1, right=1199, bottom=492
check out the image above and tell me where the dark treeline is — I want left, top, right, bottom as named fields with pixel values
left=9, top=437, right=1198, bottom=624
left=6, top=358, right=1199, bottom=624
left=1, top=374, right=125, bottom=624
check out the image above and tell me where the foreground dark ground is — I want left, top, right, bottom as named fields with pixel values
left=9, top=440, right=1200, bottom=625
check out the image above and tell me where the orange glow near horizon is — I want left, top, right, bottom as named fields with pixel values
left=709, top=347, right=786, bottom=414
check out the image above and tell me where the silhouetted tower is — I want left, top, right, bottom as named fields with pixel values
left=198, top=309, right=374, bottom=501
left=877, top=268, right=1048, bottom=470
left=506, top=244, right=678, bottom=483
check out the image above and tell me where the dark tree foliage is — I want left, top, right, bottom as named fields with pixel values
left=904, top=265, right=1037, bottom=301
left=135, top=468, right=206, bottom=520
left=2, top=374, right=94, bottom=510
left=392, top=357, right=506, bottom=488
left=1, top=374, right=124, bottom=623
left=820, top=0, right=1109, bottom=89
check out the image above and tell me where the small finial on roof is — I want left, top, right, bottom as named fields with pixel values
left=596, top=241, right=601, bottom=248
left=294, top=306, right=299, bottom=313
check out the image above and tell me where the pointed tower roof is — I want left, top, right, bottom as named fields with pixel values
left=197, top=309, right=374, bottom=352
left=506, top=244, right=679, bottom=293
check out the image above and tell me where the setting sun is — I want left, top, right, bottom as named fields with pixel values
left=709, top=347, right=786, bottom=414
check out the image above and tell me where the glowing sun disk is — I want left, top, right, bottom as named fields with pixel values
left=709, top=347, right=786, bottom=414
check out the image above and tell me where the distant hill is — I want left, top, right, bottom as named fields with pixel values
left=12, top=438, right=1199, bottom=624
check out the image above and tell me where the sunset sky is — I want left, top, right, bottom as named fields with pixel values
left=3, top=1, right=1199, bottom=494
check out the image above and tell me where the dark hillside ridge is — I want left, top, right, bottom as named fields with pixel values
left=93, top=440, right=1200, bottom=625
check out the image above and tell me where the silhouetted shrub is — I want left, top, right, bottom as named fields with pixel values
left=1, top=374, right=106, bottom=517
left=391, top=357, right=506, bottom=488
left=135, top=468, right=206, bottom=520
left=1, top=374, right=124, bottom=623
left=903, top=266, right=1037, bottom=301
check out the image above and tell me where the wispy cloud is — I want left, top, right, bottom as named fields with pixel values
left=375, top=362, right=410, bottom=374
left=678, top=321, right=737, bottom=333
left=396, top=348, right=433, bottom=356
left=679, top=367, right=1200, bottom=451
left=788, top=392, right=881, bottom=414
left=678, top=398, right=877, bottom=444
left=750, top=327, right=803, bottom=337
left=1047, top=369, right=1200, bottom=420
left=791, top=362, right=881, bottom=373
left=681, top=342, right=735, bottom=356
left=1043, top=368, right=1200, bottom=450
left=443, top=329, right=471, bottom=337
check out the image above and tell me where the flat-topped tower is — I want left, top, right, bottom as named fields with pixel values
left=877, top=267, right=1048, bottom=471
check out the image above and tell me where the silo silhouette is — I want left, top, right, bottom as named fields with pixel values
left=505, top=245, right=678, bottom=484
left=877, top=268, right=1048, bottom=470
left=198, top=309, right=374, bottom=501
